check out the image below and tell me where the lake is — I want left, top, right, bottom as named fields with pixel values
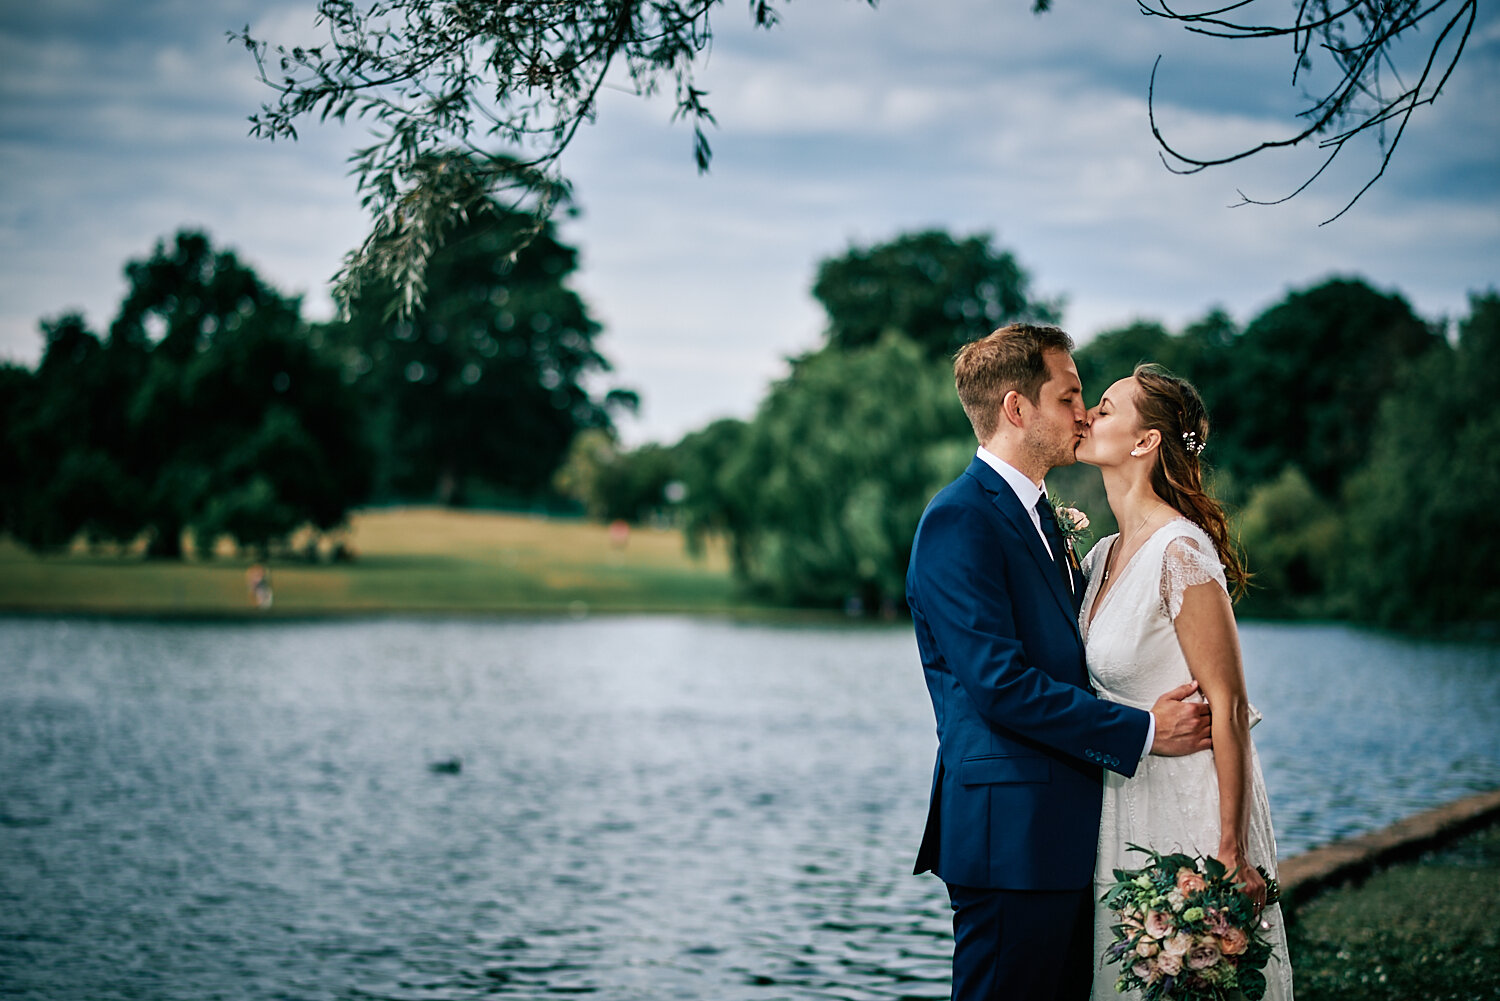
left=2, top=616, right=1498, bottom=999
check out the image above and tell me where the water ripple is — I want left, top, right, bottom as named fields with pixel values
left=1, top=616, right=1496, bottom=999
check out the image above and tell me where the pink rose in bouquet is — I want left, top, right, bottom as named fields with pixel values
left=1176, top=867, right=1207, bottom=896
left=1205, top=907, right=1231, bottom=936
left=1162, top=933, right=1192, bottom=957
left=1187, top=939, right=1222, bottom=970
left=1217, top=927, right=1249, bottom=956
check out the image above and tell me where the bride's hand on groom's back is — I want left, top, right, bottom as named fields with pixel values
left=1148, top=680, right=1213, bottom=756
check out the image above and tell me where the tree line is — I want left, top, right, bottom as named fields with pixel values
left=0, top=202, right=632, bottom=559
left=564, top=230, right=1499, bottom=632
left=5, top=216, right=1494, bottom=631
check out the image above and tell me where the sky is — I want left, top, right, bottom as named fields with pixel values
left=2, top=0, right=1497, bottom=445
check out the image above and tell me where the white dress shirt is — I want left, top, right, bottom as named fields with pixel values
left=975, top=446, right=1052, bottom=555
left=974, top=446, right=1156, bottom=763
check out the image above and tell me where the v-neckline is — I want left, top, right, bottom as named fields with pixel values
left=1085, top=518, right=1187, bottom=634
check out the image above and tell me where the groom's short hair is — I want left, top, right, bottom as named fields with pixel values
left=954, top=323, right=1074, bottom=441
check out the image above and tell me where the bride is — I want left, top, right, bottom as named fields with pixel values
left=1074, top=364, right=1294, bottom=1000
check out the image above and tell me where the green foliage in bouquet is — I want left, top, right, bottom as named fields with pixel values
left=1101, top=845, right=1281, bottom=1000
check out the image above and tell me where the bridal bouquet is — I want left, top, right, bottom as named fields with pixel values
left=1100, top=845, right=1280, bottom=1000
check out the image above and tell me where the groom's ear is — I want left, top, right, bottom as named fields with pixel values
left=1001, top=389, right=1027, bottom=429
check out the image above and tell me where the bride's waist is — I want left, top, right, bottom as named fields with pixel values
left=1095, top=681, right=1265, bottom=734
left=1091, top=680, right=1201, bottom=712
left=1091, top=680, right=1159, bottom=708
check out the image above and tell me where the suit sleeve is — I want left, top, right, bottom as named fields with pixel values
left=911, top=500, right=1149, bottom=777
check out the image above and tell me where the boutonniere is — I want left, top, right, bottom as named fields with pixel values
left=1051, top=499, right=1092, bottom=570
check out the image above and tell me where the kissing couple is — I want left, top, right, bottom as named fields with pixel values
left=906, top=323, right=1293, bottom=1000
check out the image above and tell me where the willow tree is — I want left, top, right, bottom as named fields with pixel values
left=717, top=334, right=972, bottom=611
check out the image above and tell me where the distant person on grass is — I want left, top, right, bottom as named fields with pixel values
left=246, top=564, right=273, bottom=610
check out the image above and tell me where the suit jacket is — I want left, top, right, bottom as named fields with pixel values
left=906, top=456, right=1151, bottom=890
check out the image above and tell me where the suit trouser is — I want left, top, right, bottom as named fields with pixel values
left=946, top=882, right=1094, bottom=1001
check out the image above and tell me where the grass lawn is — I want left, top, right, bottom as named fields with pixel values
left=0, top=507, right=750, bottom=617
left=1288, top=822, right=1500, bottom=1000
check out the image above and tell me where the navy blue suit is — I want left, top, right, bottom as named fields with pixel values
left=907, top=457, right=1151, bottom=1000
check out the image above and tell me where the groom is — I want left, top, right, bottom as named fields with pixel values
left=906, top=323, right=1212, bottom=1001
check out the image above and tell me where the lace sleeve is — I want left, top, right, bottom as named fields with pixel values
left=1160, top=535, right=1228, bottom=619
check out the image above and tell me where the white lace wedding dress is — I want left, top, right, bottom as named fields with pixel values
left=1080, top=518, right=1294, bottom=1000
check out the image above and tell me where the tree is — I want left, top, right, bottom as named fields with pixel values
left=109, top=229, right=373, bottom=555
left=237, top=1, right=1465, bottom=309
left=1142, top=0, right=1477, bottom=222
left=673, top=417, right=753, bottom=569
left=1075, top=320, right=1187, bottom=403
left=1233, top=465, right=1341, bottom=617
left=0, top=364, right=29, bottom=535
left=554, top=429, right=680, bottom=523
left=552, top=428, right=618, bottom=520
left=1206, top=278, right=1443, bottom=499
left=1339, top=292, right=1500, bottom=629
left=720, top=334, right=972, bottom=610
left=111, top=231, right=312, bottom=556
left=1060, top=309, right=1241, bottom=533
left=4, top=231, right=373, bottom=559
left=325, top=199, right=632, bottom=506
left=811, top=231, right=1062, bottom=360
left=2, top=314, right=145, bottom=551
left=171, top=302, right=374, bottom=557
left=1073, top=309, right=1237, bottom=411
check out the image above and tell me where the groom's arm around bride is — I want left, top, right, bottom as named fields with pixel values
left=906, top=323, right=1209, bottom=1001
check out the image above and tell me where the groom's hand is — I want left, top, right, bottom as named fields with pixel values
left=1149, top=681, right=1212, bottom=756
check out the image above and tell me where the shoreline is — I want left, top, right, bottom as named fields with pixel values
left=3, top=598, right=1492, bottom=641
left=1285, top=804, right=1500, bottom=999
left=1278, top=786, right=1500, bottom=914
left=0, top=603, right=871, bottom=627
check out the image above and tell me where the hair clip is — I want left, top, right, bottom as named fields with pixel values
left=1181, top=430, right=1206, bottom=456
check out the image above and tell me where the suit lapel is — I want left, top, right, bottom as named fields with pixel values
left=963, top=459, right=1083, bottom=639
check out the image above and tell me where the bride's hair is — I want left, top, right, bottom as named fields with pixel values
left=1132, top=364, right=1250, bottom=599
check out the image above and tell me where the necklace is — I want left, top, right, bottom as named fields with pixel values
left=1102, top=501, right=1165, bottom=583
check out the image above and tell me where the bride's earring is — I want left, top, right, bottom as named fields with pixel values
left=1129, top=447, right=1144, bottom=457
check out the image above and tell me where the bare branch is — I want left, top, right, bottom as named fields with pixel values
left=1143, top=0, right=1475, bottom=222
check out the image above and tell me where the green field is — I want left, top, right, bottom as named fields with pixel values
left=0, top=508, right=751, bottom=617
